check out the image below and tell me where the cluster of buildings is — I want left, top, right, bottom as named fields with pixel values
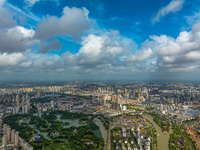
left=183, top=117, right=200, bottom=149
left=2, top=124, right=19, bottom=148
left=148, top=103, right=199, bottom=123
left=13, top=94, right=31, bottom=115
left=113, top=126, right=151, bottom=150
left=1, top=124, right=33, bottom=150
left=34, top=95, right=98, bottom=114
left=111, top=114, right=152, bottom=150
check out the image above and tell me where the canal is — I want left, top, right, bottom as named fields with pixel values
left=145, top=115, right=173, bottom=150
left=93, top=118, right=107, bottom=150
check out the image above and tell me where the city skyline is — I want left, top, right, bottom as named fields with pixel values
left=0, top=0, right=200, bottom=81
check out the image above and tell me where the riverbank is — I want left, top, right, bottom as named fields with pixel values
left=145, top=115, right=173, bottom=150
left=94, top=118, right=107, bottom=150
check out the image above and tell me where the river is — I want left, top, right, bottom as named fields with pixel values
left=93, top=118, right=107, bottom=150
left=145, top=115, right=173, bottom=150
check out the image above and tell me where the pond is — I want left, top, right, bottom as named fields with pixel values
left=19, top=114, right=105, bottom=143
left=55, top=114, right=86, bottom=128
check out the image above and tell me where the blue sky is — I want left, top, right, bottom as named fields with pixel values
left=0, top=0, right=200, bottom=81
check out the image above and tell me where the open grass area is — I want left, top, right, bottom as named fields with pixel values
left=44, top=143, right=71, bottom=150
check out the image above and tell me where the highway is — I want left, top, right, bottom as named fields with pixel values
left=107, top=123, right=111, bottom=150
left=180, top=123, right=193, bottom=150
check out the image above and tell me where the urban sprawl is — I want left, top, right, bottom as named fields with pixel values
left=0, top=81, right=200, bottom=150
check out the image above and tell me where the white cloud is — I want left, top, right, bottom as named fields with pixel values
left=0, top=26, right=39, bottom=52
left=24, top=0, right=40, bottom=9
left=185, top=51, right=200, bottom=60
left=0, top=0, right=16, bottom=28
left=0, top=53, right=26, bottom=66
left=35, top=6, right=93, bottom=40
left=142, top=21, right=200, bottom=72
left=63, top=34, right=131, bottom=67
left=152, top=0, right=184, bottom=23
left=125, top=48, right=154, bottom=64
left=186, top=11, right=200, bottom=25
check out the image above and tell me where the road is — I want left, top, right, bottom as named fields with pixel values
left=107, top=123, right=111, bottom=150
left=180, top=123, right=193, bottom=150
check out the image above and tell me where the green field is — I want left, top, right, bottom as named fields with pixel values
left=44, top=143, right=71, bottom=150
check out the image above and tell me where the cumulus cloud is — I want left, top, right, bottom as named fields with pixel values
left=63, top=33, right=132, bottom=68
left=125, top=48, right=154, bottom=64
left=143, top=21, right=200, bottom=72
left=35, top=6, right=93, bottom=40
left=0, top=0, right=16, bottom=28
left=0, top=26, right=39, bottom=52
left=0, top=52, right=26, bottom=66
left=39, top=39, right=62, bottom=53
left=152, top=0, right=184, bottom=23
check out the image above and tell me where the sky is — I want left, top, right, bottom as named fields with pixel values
left=0, top=0, right=200, bottom=81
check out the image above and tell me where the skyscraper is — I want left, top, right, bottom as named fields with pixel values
left=2, top=135, right=8, bottom=146
left=0, top=119, right=3, bottom=134
left=6, top=126, right=11, bottom=141
left=15, top=132, right=19, bottom=146
left=3, top=124, right=7, bottom=135
left=51, top=100, right=54, bottom=108
left=16, top=95, right=19, bottom=107
left=11, top=129, right=15, bottom=144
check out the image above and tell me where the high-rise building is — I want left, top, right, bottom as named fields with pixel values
left=135, top=90, right=140, bottom=98
left=160, top=104, right=163, bottom=110
left=115, top=88, right=118, bottom=95
left=16, top=95, right=19, bottom=107
left=7, top=126, right=11, bottom=141
left=11, top=129, right=15, bottom=143
left=131, top=89, right=135, bottom=98
left=22, top=95, right=25, bottom=102
left=116, top=95, right=120, bottom=101
left=15, top=132, right=19, bottom=146
left=36, top=90, right=41, bottom=98
left=2, top=135, right=8, bottom=146
left=51, top=100, right=54, bottom=108
left=3, top=124, right=7, bottom=135
left=26, top=93, right=29, bottom=99
left=38, top=110, right=42, bottom=118
left=27, top=98, right=30, bottom=110
left=0, top=119, right=3, bottom=134
left=111, top=95, right=116, bottom=102
left=22, top=99, right=25, bottom=106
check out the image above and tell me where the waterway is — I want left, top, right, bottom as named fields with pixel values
left=56, top=114, right=86, bottom=128
left=19, top=114, right=106, bottom=146
left=93, top=118, right=107, bottom=150
left=19, top=114, right=86, bottom=141
left=145, top=115, right=173, bottom=150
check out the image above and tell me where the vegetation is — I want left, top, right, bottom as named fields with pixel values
left=3, top=114, right=37, bottom=141
left=149, top=113, right=170, bottom=132
left=169, top=123, right=190, bottom=150
left=3, top=110, right=104, bottom=150
left=181, top=121, right=198, bottom=150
